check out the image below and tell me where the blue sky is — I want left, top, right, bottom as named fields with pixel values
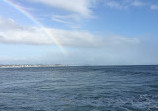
left=0, top=0, right=158, bottom=65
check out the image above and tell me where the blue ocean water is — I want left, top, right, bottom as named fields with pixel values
left=0, top=65, right=158, bottom=111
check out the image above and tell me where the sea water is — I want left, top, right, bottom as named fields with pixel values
left=0, top=66, right=158, bottom=111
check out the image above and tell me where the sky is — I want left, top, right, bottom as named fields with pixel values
left=0, top=0, right=158, bottom=65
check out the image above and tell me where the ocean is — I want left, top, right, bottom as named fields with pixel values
left=0, top=65, right=157, bottom=111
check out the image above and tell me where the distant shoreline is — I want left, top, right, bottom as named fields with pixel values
left=0, top=64, right=157, bottom=68
left=0, top=64, right=71, bottom=68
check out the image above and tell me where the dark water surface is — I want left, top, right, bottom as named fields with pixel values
left=0, top=66, right=158, bottom=111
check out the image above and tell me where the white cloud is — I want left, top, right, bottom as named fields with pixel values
left=104, top=0, right=146, bottom=9
left=0, top=17, right=22, bottom=30
left=0, top=17, right=53, bottom=45
left=0, top=15, right=156, bottom=65
left=106, top=1, right=123, bottom=9
left=29, top=0, right=96, bottom=18
left=150, top=5, right=158, bottom=10
left=104, top=0, right=127, bottom=9
left=51, top=14, right=81, bottom=28
left=0, top=17, right=139, bottom=48
left=131, top=1, right=144, bottom=7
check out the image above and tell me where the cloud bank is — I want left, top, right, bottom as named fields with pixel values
left=0, top=17, right=139, bottom=48
left=0, top=16, right=157, bottom=65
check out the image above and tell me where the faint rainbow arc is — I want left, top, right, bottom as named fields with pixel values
left=2, top=0, right=67, bottom=54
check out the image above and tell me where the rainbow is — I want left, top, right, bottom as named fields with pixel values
left=2, top=0, right=66, bottom=54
